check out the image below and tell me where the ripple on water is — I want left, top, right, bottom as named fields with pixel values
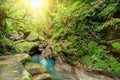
left=31, top=56, right=55, bottom=69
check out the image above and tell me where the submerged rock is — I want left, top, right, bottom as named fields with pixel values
left=25, top=62, right=46, bottom=75
left=31, top=56, right=55, bottom=69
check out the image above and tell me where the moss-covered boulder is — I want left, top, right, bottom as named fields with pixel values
left=111, top=42, right=120, bottom=56
left=25, top=62, right=46, bottom=75
left=38, top=35, right=45, bottom=41
left=0, top=37, right=22, bottom=54
left=0, top=54, right=31, bottom=63
left=26, top=31, right=39, bottom=41
left=16, top=41, right=38, bottom=53
left=112, top=42, right=120, bottom=50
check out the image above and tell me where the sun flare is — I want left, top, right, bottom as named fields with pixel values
left=30, top=0, right=44, bottom=9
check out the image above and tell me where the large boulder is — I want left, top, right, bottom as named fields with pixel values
left=26, top=31, right=39, bottom=41
left=16, top=41, right=38, bottom=53
left=0, top=62, right=31, bottom=80
left=25, top=62, right=46, bottom=75
left=112, top=42, right=120, bottom=51
left=0, top=54, right=31, bottom=63
left=53, top=61, right=114, bottom=80
left=0, top=54, right=32, bottom=80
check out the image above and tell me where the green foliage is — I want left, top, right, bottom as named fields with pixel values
left=6, top=19, right=14, bottom=35
left=0, top=0, right=50, bottom=54
left=97, top=3, right=117, bottom=20
left=0, top=0, right=23, bottom=54
left=96, top=19, right=120, bottom=31
left=0, top=37, right=22, bottom=54
left=0, top=0, right=120, bottom=77
left=80, top=41, right=107, bottom=69
left=108, top=56, right=120, bottom=75
left=79, top=0, right=95, bottom=3
left=50, top=0, right=120, bottom=76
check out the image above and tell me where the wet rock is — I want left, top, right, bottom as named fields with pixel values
left=26, top=31, right=39, bottom=41
left=30, top=43, right=54, bottom=58
left=25, top=62, right=46, bottom=75
left=54, top=62, right=72, bottom=73
left=38, top=43, right=53, bottom=59
left=38, top=43, right=47, bottom=51
left=0, top=54, right=32, bottom=80
left=16, top=41, right=38, bottom=53
left=0, top=54, right=31, bottom=63
left=54, top=61, right=114, bottom=80
left=75, top=68, right=113, bottom=80
left=0, top=62, right=31, bottom=80
left=32, top=73, right=51, bottom=80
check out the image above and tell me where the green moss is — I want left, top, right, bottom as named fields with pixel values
left=108, top=57, right=120, bottom=76
left=23, top=72, right=33, bottom=80
left=16, top=41, right=38, bottom=52
left=0, top=37, right=22, bottom=53
left=24, top=77, right=32, bottom=80
left=26, top=31, right=39, bottom=41
left=22, top=55, right=32, bottom=65
left=112, top=42, right=120, bottom=50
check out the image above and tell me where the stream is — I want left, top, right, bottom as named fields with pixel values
left=31, top=56, right=114, bottom=80
left=32, top=56, right=63, bottom=80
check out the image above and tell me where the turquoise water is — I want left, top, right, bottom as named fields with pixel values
left=32, top=56, right=55, bottom=68
left=31, top=56, right=63, bottom=80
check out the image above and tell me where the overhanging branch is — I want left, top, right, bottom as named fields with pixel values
left=7, top=16, right=25, bottom=23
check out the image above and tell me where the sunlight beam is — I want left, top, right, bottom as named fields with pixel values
left=30, top=0, right=44, bottom=9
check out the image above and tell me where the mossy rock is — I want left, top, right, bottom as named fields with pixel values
left=25, top=62, right=46, bottom=75
left=39, top=36, right=45, bottom=41
left=0, top=54, right=31, bottom=63
left=26, top=31, right=39, bottom=41
left=16, top=41, right=38, bottom=53
left=0, top=62, right=32, bottom=80
left=0, top=38, right=22, bottom=53
left=112, top=42, right=120, bottom=50
left=111, top=42, right=120, bottom=56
